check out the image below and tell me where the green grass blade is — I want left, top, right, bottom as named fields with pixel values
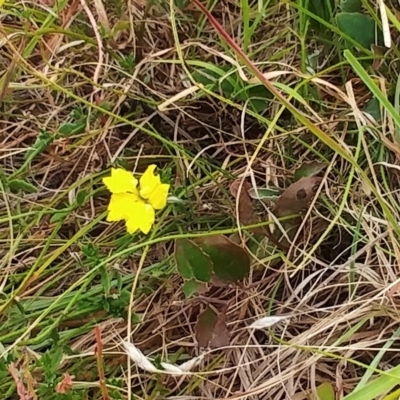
left=343, top=363, right=400, bottom=400
left=354, top=326, right=400, bottom=392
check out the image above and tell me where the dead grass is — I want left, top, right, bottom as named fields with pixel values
left=1, top=0, right=400, bottom=399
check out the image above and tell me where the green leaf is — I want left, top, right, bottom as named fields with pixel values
left=194, top=235, right=250, bottom=282
left=363, top=97, right=381, bottom=122
left=182, top=279, right=208, bottom=298
left=235, top=83, right=272, bottom=112
left=340, top=0, right=362, bottom=13
left=112, top=20, right=130, bottom=33
left=192, top=64, right=237, bottom=96
left=293, top=161, right=327, bottom=181
left=40, top=346, right=63, bottom=383
left=307, top=0, right=334, bottom=22
left=131, top=312, right=142, bottom=324
left=58, top=117, right=86, bottom=136
left=174, top=239, right=213, bottom=282
left=99, top=265, right=111, bottom=294
left=8, top=179, right=37, bottom=193
left=76, top=189, right=88, bottom=206
left=24, top=130, right=53, bottom=160
left=248, top=187, right=281, bottom=200
left=315, top=382, right=335, bottom=400
left=102, top=289, right=132, bottom=318
left=336, top=12, right=380, bottom=49
left=50, top=211, right=69, bottom=223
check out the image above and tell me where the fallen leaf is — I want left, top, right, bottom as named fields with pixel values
left=194, top=235, right=250, bottom=282
left=210, top=311, right=230, bottom=348
left=195, top=306, right=216, bottom=347
left=230, top=179, right=258, bottom=227
left=195, top=306, right=230, bottom=348
left=293, top=161, right=327, bottom=181
left=229, top=179, right=289, bottom=251
left=273, top=177, right=322, bottom=218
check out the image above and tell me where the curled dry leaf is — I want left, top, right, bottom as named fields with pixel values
left=249, top=315, right=290, bottom=329
left=123, top=342, right=159, bottom=373
left=160, top=363, right=183, bottom=374
left=178, top=353, right=205, bottom=372
left=273, top=177, right=323, bottom=218
left=123, top=341, right=203, bottom=375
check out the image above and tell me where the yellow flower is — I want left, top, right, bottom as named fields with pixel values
left=102, top=165, right=170, bottom=234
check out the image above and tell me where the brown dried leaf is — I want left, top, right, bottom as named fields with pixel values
left=195, top=306, right=216, bottom=347
left=273, top=177, right=322, bottom=218
left=229, top=179, right=258, bottom=227
left=209, top=311, right=230, bottom=348
left=230, top=179, right=290, bottom=251
left=195, top=306, right=230, bottom=348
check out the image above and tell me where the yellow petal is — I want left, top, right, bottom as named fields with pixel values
left=125, top=217, right=139, bottom=234
left=103, top=168, right=139, bottom=194
left=139, top=165, right=161, bottom=199
left=125, top=201, right=155, bottom=235
left=147, top=183, right=170, bottom=210
left=106, top=193, right=138, bottom=222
